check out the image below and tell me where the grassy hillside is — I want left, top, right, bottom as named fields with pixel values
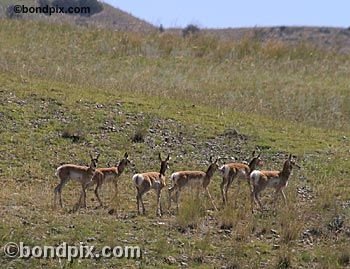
left=0, top=0, right=156, bottom=32
left=204, top=26, right=350, bottom=53
left=1, top=20, right=349, bottom=130
left=0, top=19, right=350, bottom=268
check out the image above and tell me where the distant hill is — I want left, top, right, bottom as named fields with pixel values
left=167, top=26, right=350, bottom=54
left=205, top=26, right=350, bottom=54
left=1, top=0, right=350, bottom=52
left=0, top=0, right=156, bottom=32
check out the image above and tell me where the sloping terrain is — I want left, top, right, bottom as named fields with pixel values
left=205, top=26, right=350, bottom=53
left=167, top=26, right=350, bottom=54
left=0, top=19, right=349, bottom=268
left=0, top=0, right=156, bottom=32
left=1, top=0, right=350, bottom=52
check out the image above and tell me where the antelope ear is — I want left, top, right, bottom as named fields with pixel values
left=158, top=152, right=162, bottom=161
left=288, top=154, right=292, bottom=160
left=209, top=156, right=213, bottom=163
left=166, top=154, right=170, bottom=161
left=124, top=152, right=128, bottom=158
left=252, top=150, right=256, bottom=157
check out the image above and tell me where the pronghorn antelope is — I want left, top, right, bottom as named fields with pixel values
left=249, top=154, right=300, bottom=212
left=219, top=151, right=263, bottom=205
left=54, top=153, right=100, bottom=208
left=132, top=153, right=170, bottom=216
left=168, top=157, right=219, bottom=212
left=78, top=152, right=130, bottom=208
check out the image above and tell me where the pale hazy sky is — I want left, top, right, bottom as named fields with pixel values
left=105, top=0, right=350, bottom=28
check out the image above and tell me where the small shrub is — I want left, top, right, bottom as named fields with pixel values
left=61, top=125, right=84, bottom=142
left=278, top=204, right=303, bottom=244
left=279, top=26, right=287, bottom=32
left=176, top=191, right=206, bottom=229
left=276, top=255, right=292, bottom=269
left=132, top=117, right=150, bottom=143
left=131, top=128, right=146, bottom=143
left=182, top=24, right=200, bottom=37
left=217, top=204, right=238, bottom=231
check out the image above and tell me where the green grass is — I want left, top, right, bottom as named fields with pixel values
left=1, top=19, right=349, bottom=130
left=0, top=18, right=350, bottom=268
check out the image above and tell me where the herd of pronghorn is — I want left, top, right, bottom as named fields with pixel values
left=54, top=151, right=300, bottom=216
